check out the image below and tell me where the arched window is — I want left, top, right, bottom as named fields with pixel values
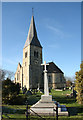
left=17, top=73, right=19, bottom=80
left=34, top=51, right=38, bottom=58
left=17, top=71, right=20, bottom=81
left=15, top=78, right=16, bottom=83
left=37, top=52, right=38, bottom=58
left=34, top=51, right=36, bottom=57
left=25, top=52, right=27, bottom=58
left=25, top=62, right=26, bottom=66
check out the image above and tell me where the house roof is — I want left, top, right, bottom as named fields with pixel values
left=46, top=62, right=64, bottom=74
left=24, top=15, right=42, bottom=48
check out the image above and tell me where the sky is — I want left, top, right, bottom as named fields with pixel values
left=2, top=2, right=81, bottom=79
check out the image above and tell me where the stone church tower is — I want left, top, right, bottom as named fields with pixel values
left=15, top=15, right=43, bottom=90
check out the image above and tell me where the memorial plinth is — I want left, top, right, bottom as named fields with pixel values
left=30, top=61, right=68, bottom=116
left=30, top=95, right=56, bottom=116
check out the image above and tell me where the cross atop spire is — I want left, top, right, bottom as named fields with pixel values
left=32, top=7, right=34, bottom=16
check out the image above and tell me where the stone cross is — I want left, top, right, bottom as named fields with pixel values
left=41, top=61, right=49, bottom=96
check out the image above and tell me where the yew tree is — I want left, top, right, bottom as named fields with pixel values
left=75, top=61, right=83, bottom=104
left=2, top=78, right=20, bottom=104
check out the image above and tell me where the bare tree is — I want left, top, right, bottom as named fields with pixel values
left=0, top=69, right=14, bottom=81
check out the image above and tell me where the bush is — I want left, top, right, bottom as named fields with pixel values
left=2, top=78, right=20, bottom=104
left=25, top=90, right=32, bottom=95
left=27, top=95, right=39, bottom=105
left=9, top=95, right=27, bottom=105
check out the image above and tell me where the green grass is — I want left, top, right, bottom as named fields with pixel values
left=2, top=114, right=26, bottom=119
left=2, top=114, right=83, bottom=120
left=50, top=89, right=81, bottom=107
left=2, top=89, right=83, bottom=119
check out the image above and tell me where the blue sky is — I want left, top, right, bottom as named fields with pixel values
left=2, top=2, right=81, bottom=78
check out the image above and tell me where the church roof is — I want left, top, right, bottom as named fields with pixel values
left=46, top=62, right=64, bottom=74
left=15, top=62, right=22, bottom=74
left=24, top=15, right=42, bottom=48
left=18, top=62, right=22, bottom=68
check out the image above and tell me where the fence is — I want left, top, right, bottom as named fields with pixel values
left=2, top=102, right=59, bottom=120
left=26, top=102, right=58, bottom=120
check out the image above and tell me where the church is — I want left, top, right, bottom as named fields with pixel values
left=14, top=14, right=66, bottom=90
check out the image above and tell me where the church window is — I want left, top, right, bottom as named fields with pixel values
left=60, top=74, right=62, bottom=82
left=17, top=73, right=19, bottom=80
left=17, top=71, right=20, bottom=81
left=25, top=52, right=27, bottom=58
left=34, top=51, right=36, bottom=57
left=34, top=51, right=38, bottom=58
left=37, top=52, right=38, bottom=58
left=15, top=78, right=16, bottom=83
left=25, top=62, right=26, bottom=66
left=40, top=52, right=42, bottom=62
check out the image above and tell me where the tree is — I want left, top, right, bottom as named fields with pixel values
left=0, top=69, right=14, bottom=81
left=66, top=80, right=72, bottom=88
left=0, top=69, right=6, bottom=81
left=2, top=78, right=20, bottom=104
left=75, top=61, right=83, bottom=104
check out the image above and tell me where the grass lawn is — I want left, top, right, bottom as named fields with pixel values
left=2, top=89, right=83, bottom=120
left=50, top=89, right=79, bottom=107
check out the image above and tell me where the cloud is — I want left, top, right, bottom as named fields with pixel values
left=47, top=44, right=60, bottom=49
left=46, top=22, right=72, bottom=40
left=47, top=25, right=66, bottom=39
left=47, top=25, right=61, bottom=34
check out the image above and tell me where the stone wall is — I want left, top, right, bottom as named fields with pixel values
left=15, top=63, right=22, bottom=85
left=22, top=45, right=43, bottom=90
left=22, top=45, right=30, bottom=89
left=48, top=73, right=66, bottom=89
left=29, top=45, right=43, bottom=89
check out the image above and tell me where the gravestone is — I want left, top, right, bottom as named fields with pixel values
left=30, top=61, right=68, bottom=116
left=37, top=83, right=40, bottom=91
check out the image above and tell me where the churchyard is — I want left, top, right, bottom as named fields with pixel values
left=2, top=89, right=83, bottom=120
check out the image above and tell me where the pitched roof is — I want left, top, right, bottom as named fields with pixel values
left=24, top=15, right=42, bottom=48
left=46, top=62, right=64, bottom=74
left=18, top=62, right=22, bottom=68
left=15, top=62, right=22, bottom=74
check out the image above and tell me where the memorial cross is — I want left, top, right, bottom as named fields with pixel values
left=41, top=61, right=49, bottom=96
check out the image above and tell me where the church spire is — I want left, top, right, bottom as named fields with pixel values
left=24, top=13, right=42, bottom=48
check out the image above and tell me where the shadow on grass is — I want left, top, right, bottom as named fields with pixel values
left=52, top=96, right=83, bottom=117
left=1, top=118, right=83, bottom=120
left=52, top=96, right=76, bottom=104
left=2, top=106, right=26, bottom=114
left=67, top=107, right=83, bottom=116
